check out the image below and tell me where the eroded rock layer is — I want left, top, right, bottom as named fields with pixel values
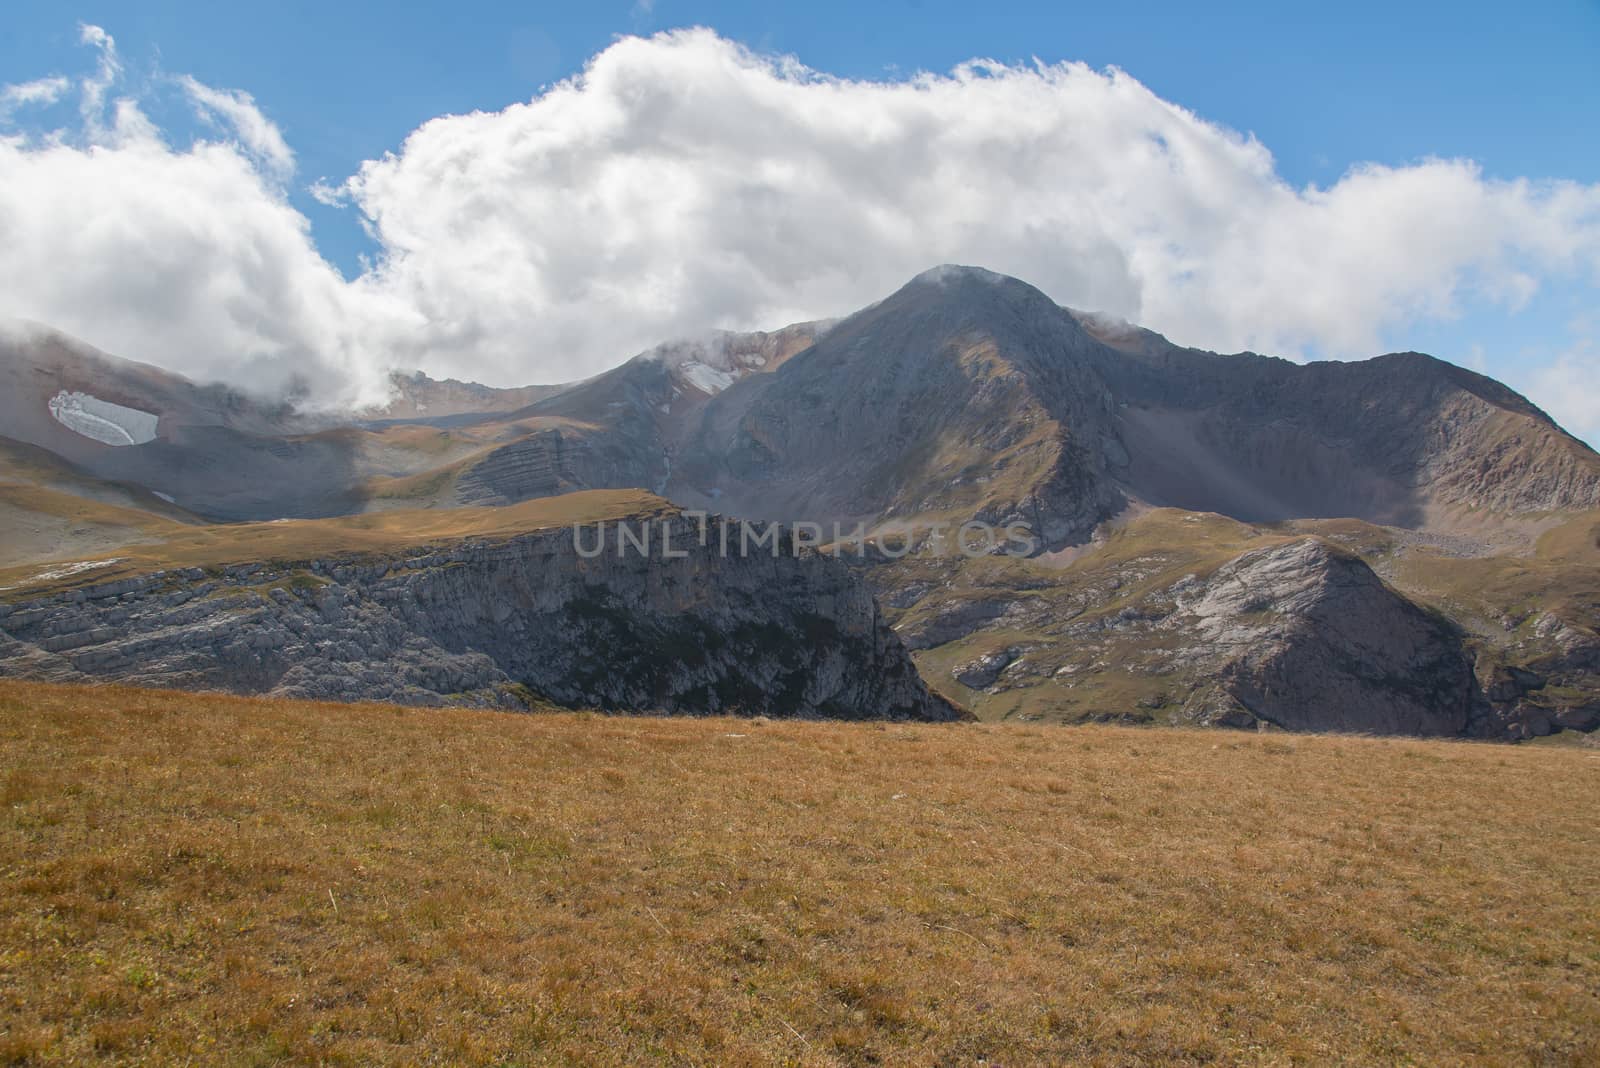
left=0, top=515, right=959, bottom=722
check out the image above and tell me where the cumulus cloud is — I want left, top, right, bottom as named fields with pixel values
left=0, top=26, right=399, bottom=406
left=336, top=30, right=1600, bottom=389
left=1, top=26, right=1598, bottom=422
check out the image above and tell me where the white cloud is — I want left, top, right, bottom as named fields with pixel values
left=1528, top=342, right=1600, bottom=443
left=334, top=30, right=1600, bottom=389
left=308, top=178, right=346, bottom=207
left=0, top=76, right=70, bottom=116
left=0, top=28, right=398, bottom=406
left=0, top=129, right=399, bottom=405
left=177, top=75, right=294, bottom=181
left=0, top=26, right=1598, bottom=425
left=75, top=23, right=121, bottom=139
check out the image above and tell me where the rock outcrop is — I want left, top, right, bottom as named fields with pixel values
left=0, top=514, right=961, bottom=722
left=1175, top=540, right=1481, bottom=735
left=1473, top=611, right=1600, bottom=740
left=456, top=430, right=574, bottom=505
left=894, top=533, right=1497, bottom=737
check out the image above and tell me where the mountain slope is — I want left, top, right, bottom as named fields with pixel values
left=0, top=329, right=564, bottom=522
left=661, top=267, right=1600, bottom=546
left=669, top=267, right=1124, bottom=541
left=412, top=322, right=831, bottom=509
left=0, top=328, right=379, bottom=520
left=1088, top=333, right=1600, bottom=530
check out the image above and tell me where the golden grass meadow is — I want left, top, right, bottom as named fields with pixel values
left=1, top=679, right=1597, bottom=1065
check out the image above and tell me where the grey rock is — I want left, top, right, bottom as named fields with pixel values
left=1178, top=539, right=1480, bottom=735
left=0, top=515, right=960, bottom=722
left=953, top=648, right=1017, bottom=690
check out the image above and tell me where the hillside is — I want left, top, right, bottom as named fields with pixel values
left=1, top=679, right=1596, bottom=1065
left=870, top=507, right=1600, bottom=739
left=0, top=488, right=670, bottom=596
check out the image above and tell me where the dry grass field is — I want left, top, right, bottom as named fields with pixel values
left=1, top=680, right=1597, bottom=1065
left=0, top=489, right=672, bottom=600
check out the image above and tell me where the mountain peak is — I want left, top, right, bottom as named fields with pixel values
left=876, top=264, right=1070, bottom=328
left=907, top=263, right=1014, bottom=288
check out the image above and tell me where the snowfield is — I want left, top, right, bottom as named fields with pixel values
left=678, top=360, right=736, bottom=394
left=47, top=391, right=158, bottom=446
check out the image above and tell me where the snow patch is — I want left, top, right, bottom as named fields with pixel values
left=153, top=491, right=176, bottom=504
left=678, top=360, right=735, bottom=394
left=48, top=391, right=158, bottom=446
left=645, top=332, right=787, bottom=395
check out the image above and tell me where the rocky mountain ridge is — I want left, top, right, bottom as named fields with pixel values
left=666, top=267, right=1600, bottom=542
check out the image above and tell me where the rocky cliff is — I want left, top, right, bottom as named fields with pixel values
left=0, top=512, right=960, bottom=721
left=1173, top=539, right=1481, bottom=735
left=917, top=536, right=1485, bottom=737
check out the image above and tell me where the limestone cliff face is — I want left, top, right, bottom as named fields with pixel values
left=0, top=516, right=960, bottom=721
left=1175, top=540, right=1481, bottom=735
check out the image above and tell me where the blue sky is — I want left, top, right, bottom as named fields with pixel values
left=2, top=1, right=1597, bottom=440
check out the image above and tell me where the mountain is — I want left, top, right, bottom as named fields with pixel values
left=451, top=265, right=1594, bottom=550
left=16, top=276, right=1591, bottom=542
left=437, top=322, right=830, bottom=507
left=0, top=329, right=593, bottom=522
left=0, top=328, right=383, bottom=521
left=666, top=266, right=1600, bottom=542
left=369, top=370, right=574, bottom=422
left=1082, top=322, right=1600, bottom=531
left=668, top=267, right=1124, bottom=540
left=1, top=268, right=1597, bottom=736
